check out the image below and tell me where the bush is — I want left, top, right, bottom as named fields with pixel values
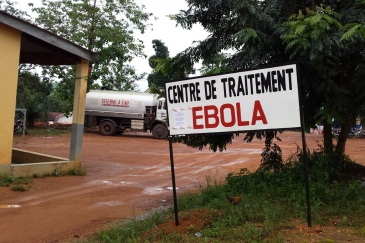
left=0, top=174, right=15, bottom=186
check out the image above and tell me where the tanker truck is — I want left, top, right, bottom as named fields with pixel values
left=84, top=90, right=169, bottom=139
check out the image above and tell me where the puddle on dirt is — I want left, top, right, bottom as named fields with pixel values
left=223, top=159, right=248, bottom=166
left=120, top=181, right=136, bottom=185
left=143, top=187, right=165, bottom=195
left=166, top=187, right=179, bottom=190
left=227, top=148, right=262, bottom=154
left=188, top=148, right=262, bottom=155
left=0, top=205, right=21, bottom=208
left=93, top=180, right=134, bottom=185
left=89, top=201, right=124, bottom=209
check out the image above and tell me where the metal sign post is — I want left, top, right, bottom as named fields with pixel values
left=301, top=122, right=312, bottom=227
left=297, top=65, right=312, bottom=227
left=168, top=136, right=179, bottom=226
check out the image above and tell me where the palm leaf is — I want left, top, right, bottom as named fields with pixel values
left=295, top=25, right=307, bottom=35
left=310, top=14, right=322, bottom=25
left=340, top=24, right=362, bottom=40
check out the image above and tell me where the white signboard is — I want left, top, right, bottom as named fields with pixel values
left=165, top=63, right=301, bottom=136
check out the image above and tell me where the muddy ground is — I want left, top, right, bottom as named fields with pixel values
left=1, top=130, right=364, bottom=243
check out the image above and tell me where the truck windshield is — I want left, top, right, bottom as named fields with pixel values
left=158, top=100, right=166, bottom=110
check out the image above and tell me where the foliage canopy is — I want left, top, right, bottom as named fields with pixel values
left=30, top=0, right=152, bottom=112
left=162, top=0, right=365, bottom=167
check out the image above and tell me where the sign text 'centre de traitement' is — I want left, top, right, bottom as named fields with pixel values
left=165, top=64, right=301, bottom=136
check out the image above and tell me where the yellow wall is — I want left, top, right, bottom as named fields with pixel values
left=0, top=23, right=21, bottom=165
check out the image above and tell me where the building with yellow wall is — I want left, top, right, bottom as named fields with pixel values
left=0, top=11, right=98, bottom=177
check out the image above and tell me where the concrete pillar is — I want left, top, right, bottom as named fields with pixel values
left=69, top=58, right=89, bottom=167
left=0, top=23, right=21, bottom=165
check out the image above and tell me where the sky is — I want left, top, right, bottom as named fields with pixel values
left=16, top=0, right=209, bottom=91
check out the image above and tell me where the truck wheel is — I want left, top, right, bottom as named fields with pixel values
left=152, top=124, right=168, bottom=139
left=99, top=121, right=117, bottom=136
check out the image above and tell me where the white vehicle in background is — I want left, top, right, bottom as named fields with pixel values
left=84, top=90, right=168, bottom=139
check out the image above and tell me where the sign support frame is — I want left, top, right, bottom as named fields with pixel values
left=297, top=65, right=312, bottom=227
left=301, top=118, right=312, bottom=227
left=168, top=135, right=179, bottom=226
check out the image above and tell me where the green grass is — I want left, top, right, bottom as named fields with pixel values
left=63, top=167, right=87, bottom=176
left=0, top=167, right=87, bottom=191
left=24, top=127, right=72, bottom=136
left=13, top=125, right=72, bottom=138
left=79, top=149, right=365, bottom=243
left=81, top=178, right=365, bottom=242
left=0, top=174, right=32, bottom=187
left=0, top=174, right=16, bottom=186
left=32, top=167, right=87, bottom=178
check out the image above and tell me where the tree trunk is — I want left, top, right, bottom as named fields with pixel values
left=311, top=0, right=316, bottom=10
left=322, top=120, right=333, bottom=153
left=335, top=113, right=353, bottom=166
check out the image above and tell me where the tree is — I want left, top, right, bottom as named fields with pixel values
left=147, top=40, right=189, bottom=86
left=147, top=39, right=189, bottom=96
left=31, top=0, right=152, bottom=112
left=161, top=0, right=365, bottom=169
left=104, top=63, right=145, bottom=90
left=281, top=3, right=365, bottom=162
left=342, top=0, right=365, bottom=40
left=17, top=71, right=52, bottom=100
left=199, top=53, right=233, bottom=75
left=16, top=71, right=60, bottom=127
left=162, top=0, right=296, bottom=154
left=0, top=0, right=30, bottom=19
left=147, top=40, right=170, bottom=88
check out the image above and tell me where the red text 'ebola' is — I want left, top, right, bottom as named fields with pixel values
left=192, top=100, right=267, bottom=129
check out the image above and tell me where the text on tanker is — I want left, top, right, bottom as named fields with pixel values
left=101, top=99, right=129, bottom=107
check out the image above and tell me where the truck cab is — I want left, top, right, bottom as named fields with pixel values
left=156, top=98, right=167, bottom=121
left=150, top=98, right=168, bottom=138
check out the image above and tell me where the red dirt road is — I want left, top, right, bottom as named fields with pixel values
left=1, top=131, right=364, bottom=243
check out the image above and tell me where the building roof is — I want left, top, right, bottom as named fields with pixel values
left=0, top=11, right=98, bottom=65
left=48, top=112, right=64, bottom=121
